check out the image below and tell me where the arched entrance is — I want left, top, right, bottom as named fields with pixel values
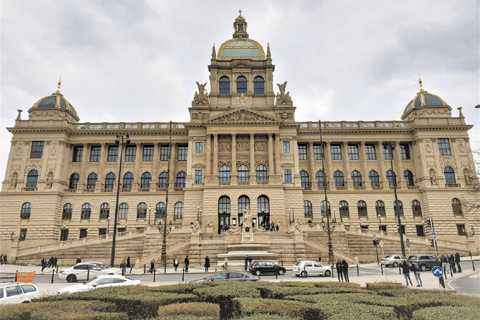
left=257, top=195, right=270, bottom=227
left=218, top=196, right=231, bottom=231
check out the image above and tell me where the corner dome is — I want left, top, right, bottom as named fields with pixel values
left=402, top=78, right=448, bottom=118
left=30, top=80, right=78, bottom=117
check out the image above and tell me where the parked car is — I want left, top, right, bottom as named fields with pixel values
left=249, top=261, right=286, bottom=276
left=293, top=261, right=332, bottom=277
left=0, top=283, right=40, bottom=305
left=58, top=263, right=122, bottom=282
left=189, top=271, right=260, bottom=283
left=380, top=255, right=407, bottom=267
left=57, top=275, right=141, bottom=294
left=407, top=254, right=439, bottom=271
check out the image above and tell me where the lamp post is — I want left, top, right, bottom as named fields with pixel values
left=107, top=216, right=110, bottom=234
left=110, top=134, right=130, bottom=267
left=159, top=220, right=172, bottom=273
left=161, top=121, right=173, bottom=274
left=382, top=141, right=406, bottom=257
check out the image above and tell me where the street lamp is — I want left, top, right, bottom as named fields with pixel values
left=158, top=220, right=172, bottom=273
left=161, top=121, right=174, bottom=274
left=382, top=141, right=406, bottom=257
left=110, top=134, right=130, bottom=267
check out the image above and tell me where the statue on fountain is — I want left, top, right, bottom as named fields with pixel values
left=242, top=206, right=251, bottom=232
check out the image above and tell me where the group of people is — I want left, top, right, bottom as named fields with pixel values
left=335, top=259, right=350, bottom=282
left=41, top=257, right=58, bottom=271
left=150, top=256, right=190, bottom=273
left=120, top=257, right=132, bottom=275
left=0, top=254, right=7, bottom=265
left=401, top=261, right=423, bottom=287
left=440, top=252, right=462, bottom=277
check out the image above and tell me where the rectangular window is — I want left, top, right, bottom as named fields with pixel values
left=19, top=229, right=27, bottom=241
left=298, top=144, right=307, bottom=160
left=125, top=145, right=136, bottom=162
left=331, top=144, right=342, bottom=160
left=30, top=141, right=44, bottom=158
left=348, top=144, right=359, bottom=160
left=107, top=146, right=118, bottom=162
left=457, top=224, right=467, bottom=235
left=416, top=225, right=425, bottom=237
left=79, top=229, right=88, bottom=239
left=383, top=147, right=393, bottom=160
left=365, top=145, right=376, bottom=160
left=90, top=146, right=101, bottom=162
left=400, top=143, right=410, bottom=160
left=143, top=145, right=154, bottom=161
left=284, top=169, right=292, bottom=183
left=72, top=146, right=83, bottom=162
left=196, top=142, right=203, bottom=154
left=437, top=138, right=451, bottom=155
left=178, top=145, right=188, bottom=161
left=283, top=141, right=290, bottom=153
left=60, top=229, right=69, bottom=241
left=99, top=229, right=107, bottom=236
left=314, top=144, right=324, bottom=160
left=160, top=145, right=170, bottom=161
left=195, top=170, right=203, bottom=184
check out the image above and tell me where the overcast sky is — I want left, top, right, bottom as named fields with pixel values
left=1, top=0, right=479, bottom=183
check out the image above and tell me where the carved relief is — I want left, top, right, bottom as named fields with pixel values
left=441, top=158, right=457, bottom=170
left=276, top=112, right=293, bottom=119
left=281, top=163, right=294, bottom=167
left=237, top=142, right=250, bottom=152
left=218, top=155, right=231, bottom=161
left=429, top=169, right=437, bottom=185
left=281, top=155, right=293, bottom=160
left=424, top=140, right=432, bottom=153
left=204, top=176, right=219, bottom=184
left=208, top=109, right=278, bottom=123
left=192, top=112, right=209, bottom=120
left=219, top=142, right=232, bottom=152
left=457, top=139, right=466, bottom=153
left=236, top=160, right=249, bottom=168
left=49, top=146, right=58, bottom=157
left=14, top=145, right=24, bottom=157
left=218, top=161, right=232, bottom=169
left=270, top=176, right=282, bottom=184
left=24, top=164, right=41, bottom=174
left=255, top=142, right=267, bottom=151
left=45, top=172, right=54, bottom=188
left=236, top=154, right=250, bottom=160
left=10, top=172, right=18, bottom=188
left=193, top=154, right=206, bottom=159
left=192, top=163, right=205, bottom=168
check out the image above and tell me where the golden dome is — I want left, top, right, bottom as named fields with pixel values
left=30, top=80, right=78, bottom=117
left=218, top=39, right=266, bottom=60
left=402, top=78, right=448, bottom=118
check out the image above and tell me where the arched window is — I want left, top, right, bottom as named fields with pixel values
left=87, top=173, right=97, bottom=190
left=105, top=173, right=115, bottom=189
left=304, top=200, right=313, bottom=217
left=119, top=203, right=128, bottom=219
left=257, top=196, right=270, bottom=214
left=300, top=171, right=309, bottom=188
left=219, top=76, right=230, bottom=95
left=256, top=165, right=267, bottom=182
left=351, top=170, right=362, bottom=187
left=158, top=172, right=167, bottom=188
left=394, top=200, right=403, bottom=217
left=452, top=198, right=462, bottom=215
left=386, top=170, right=396, bottom=186
left=137, top=202, right=147, bottom=219
left=238, top=195, right=250, bottom=226
left=412, top=200, right=421, bottom=216
left=156, top=202, right=166, bottom=219
left=339, top=201, right=349, bottom=217
left=174, top=202, right=184, bottom=219
left=404, top=170, right=414, bottom=186
left=100, top=203, right=110, bottom=219
left=141, top=172, right=151, bottom=189
left=26, top=170, right=38, bottom=188
left=176, top=172, right=186, bottom=188
left=334, top=171, right=344, bottom=187
left=320, top=200, right=330, bottom=217
left=369, top=170, right=379, bottom=187
left=21, top=202, right=32, bottom=219
left=236, top=76, right=247, bottom=94
left=69, top=173, right=80, bottom=189
left=219, top=165, right=231, bottom=182
left=357, top=201, right=367, bottom=217
left=375, top=200, right=385, bottom=217
left=238, top=165, right=249, bottom=182
left=316, top=170, right=326, bottom=187
left=444, top=167, right=456, bottom=185
left=123, top=173, right=133, bottom=189
left=218, top=196, right=231, bottom=214
left=81, top=203, right=91, bottom=219
left=62, top=203, right=72, bottom=220
left=254, top=76, right=264, bottom=94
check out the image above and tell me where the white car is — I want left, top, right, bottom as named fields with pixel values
left=0, top=283, right=40, bottom=305
left=381, top=255, right=407, bottom=267
left=293, top=261, right=332, bottom=277
left=58, top=262, right=122, bottom=282
left=57, top=275, right=141, bottom=294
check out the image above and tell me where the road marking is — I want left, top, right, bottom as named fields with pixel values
left=447, top=271, right=480, bottom=291
left=469, top=273, right=480, bottom=279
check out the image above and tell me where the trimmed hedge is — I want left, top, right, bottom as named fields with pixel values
left=157, top=302, right=220, bottom=319
left=259, top=285, right=367, bottom=299
left=232, top=297, right=314, bottom=319
left=412, top=306, right=480, bottom=320
left=365, top=282, right=405, bottom=291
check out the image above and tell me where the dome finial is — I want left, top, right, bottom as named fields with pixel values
left=267, top=43, right=271, bottom=59
left=418, top=74, right=424, bottom=92
left=239, top=9, right=242, bottom=17
left=56, top=75, right=62, bottom=93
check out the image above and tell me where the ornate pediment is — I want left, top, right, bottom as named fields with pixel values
left=206, top=108, right=282, bottom=124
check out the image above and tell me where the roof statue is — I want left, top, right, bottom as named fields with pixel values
left=276, top=81, right=293, bottom=105
left=193, top=81, right=209, bottom=105
left=237, top=93, right=248, bottom=106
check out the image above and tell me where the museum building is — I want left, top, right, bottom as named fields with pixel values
left=1, top=13, right=478, bottom=265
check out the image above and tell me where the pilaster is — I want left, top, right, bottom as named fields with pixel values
left=268, top=133, right=274, bottom=176
left=213, top=134, right=219, bottom=175
left=206, top=134, right=211, bottom=175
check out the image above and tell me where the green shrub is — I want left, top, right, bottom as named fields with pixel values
left=232, top=297, right=315, bottom=319
left=412, top=306, right=480, bottom=320
left=259, top=285, right=366, bottom=299
left=147, top=283, right=205, bottom=294
left=236, top=315, right=300, bottom=320
left=157, top=302, right=219, bottom=319
left=314, top=281, right=361, bottom=289
left=365, top=282, right=405, bottom=291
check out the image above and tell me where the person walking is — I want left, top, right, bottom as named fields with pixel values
left=411, top=262, right=422, bottom=287
left=448, top=254, right=456, bottom=274
left=341, top=259, right=349, bottom=282
left=173, top=259, right=179, bottom=272
left=0, top=254, right=3, bottom=265
left=402, top=261, right=413, bottom=286
left=120, top=259, right=127, bottom=276
left=184, top=256, right=190, bottom=272
left=41, top=258, right=46, bottom=272
left=205, top=256, right=210, bottom=272
left=49, top=256, right=54, bottom=268
left=244, top=255, right=249, bottom=271
left=76, top=257, right=82, bottom=264
left=336, top=259, right=343, bottom=282
left=3, top=254, right=7, bottom=265
left=248, top=255, right=252, bottom=268
left=150, top=259, right=155, bottom=273
left=455, top=252, right=462, bottom=273
left=271, top=222, right=275, bottom=232
left=126, top=256, right=131, bottom=268
left=53, top=257, right=58, bottom=268
left=440, top=254, right=448, bottom=279
left=223, top=257, right=228, bottom=270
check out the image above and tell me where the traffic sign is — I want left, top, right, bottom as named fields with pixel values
left=379, top=240, right=383, bottom=248
left=432, top=266, right=443, bottom=278
left=373, top=235, right=376, bottom=240
left=432, top=232, right=436, bottom=237
left=406, top=243, right=410, bottom=248
left=406, top=238, right=409, bottom=243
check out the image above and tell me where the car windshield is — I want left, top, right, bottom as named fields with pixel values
left=294, top=262, right=301, bottom=266
left=94, top=263, right=108, bottom=269
left=84, top=277, right=100, bottom=285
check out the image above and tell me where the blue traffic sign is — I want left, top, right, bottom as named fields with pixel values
left=406, top=238, right=409, bottom=243
left=432, top=266, right=443, bottom=278
left=373, top=235, right=376, bottom=240
left=431, top=232, right=436, bottom=237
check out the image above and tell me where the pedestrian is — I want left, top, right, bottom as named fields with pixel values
left=41, top=258, right=46, bottom=272
left=244, top=255, right=249, bottom=271
left=126, top=256, right=131, bottom=268
left=449, top=254, right=456, bottom=274
left=173, top=258, right=179, bottom=272
left=252, top=221, right=255, bottom=230
left=223, top=257, right=228, bottom=270
left=336, top=259, right=343, bottom=282
left=271, top=222, right=275, bottom=232
left=455, top=252, right=462, bottom=273
left=150, top=259, right=155, bottom=273
left=120, top=259, right=127, bottom=276
left=205, top=256, right=210, bottom=272
left=402, top=261, right=413, bottom=286
left=0, top=254, right=3, bottom=265
left=248, top=255, right=252, bottom=268
left=50, top=256, right=54, bottom=268
left=276, top=225, right=279, bottom=232
left=411, top=262, right=422, bottom=287
left=440, top=254, right=448, bottom=279
left=4, top=254, right=7, bottom=265
left=341, top=259, right=349, bottom=282
left=437, top=260, right=446, bottom=288
left=53, top=257, right=57, bottom=268
left=76, top=257, right=82, bottom=264
left=185, top=256, right=190, bottom=272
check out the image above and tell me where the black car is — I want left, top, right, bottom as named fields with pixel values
left=189, top=271, right=259, bottom=283
left=249, top=261, right=286, bottom=276
left=408, top=254, right=439, bottom=271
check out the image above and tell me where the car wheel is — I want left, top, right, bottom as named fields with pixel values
left=301, top=271, right=307, bottom=278
left=67, top=274, right=76, bottom=283
left=278, top=269, right=285, bottom=275
left=295, top=274, right=299, bottom=277
left=393, top=262, right=398, bottom=267
left=255, top=270, right=261, bottom=276
left=420, top=265, right=426, bottom=272
left=325, top=270, right=331, bottom=277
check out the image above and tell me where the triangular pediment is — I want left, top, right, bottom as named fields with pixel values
left=206, top=108, right=282, bottom=124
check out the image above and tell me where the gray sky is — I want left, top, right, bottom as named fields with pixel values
left=1, top=0, right=479, bottom=183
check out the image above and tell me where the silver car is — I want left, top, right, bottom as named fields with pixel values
left=293, top=261, right=332, bottom=277
left=381, top=255, right=407, bottom=267
left=0, top=283, right=40, bottom=305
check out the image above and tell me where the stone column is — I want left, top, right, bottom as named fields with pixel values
left=206, top=134, right=211, bottom=175
left=232, top=134, right=237, bottom=177
left=187, top=137, right=194, bottom=177
left=151, top=143, right=160, bottom=190
left=213, top=134, right=219, bottom=175
left=133, top=143, right=142, bottom=190
left=292, top=136, right=300, bottom=186
left=377, top=142, right=388, bottom=189
left=79, top=143, right=89, bottom=189
left=275, top=134, right=281, bottom=175
left=250, top=133, right=256, bottom=184
left=342, top=142, right=352, bottom=187
left=268, top=133, right=274, bottom=176
left=394, top=141, right=405, bottom=188
left=308, top=142, right=315, bottom=183
left=359, top=141, right=370, bottom=190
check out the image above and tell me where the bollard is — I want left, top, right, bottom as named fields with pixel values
left=470, top=252, right=475, bottom=271
left=56, top=266, right=59, bottom=273
left=51, top=269, right=55, bottom=284
left=130, top=266, right=133, bottom=274
left=357, top=265, right=359, bottom=277
left=276, top=268, right=278, bottom=279
left=144, top=264, right=146, bottom=274
left=164, top=263, right=167, bottom=274
left=87, top=268, right=90, bottom=281
left=399, top=266, right=401, bottom=275
left=15, top=270, right=18, bottom=282
left=153, top=269, right=156, bottom=282
left=381, top=264, right=383, bottom=275
left=182, top=268, right=185, bottom=282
